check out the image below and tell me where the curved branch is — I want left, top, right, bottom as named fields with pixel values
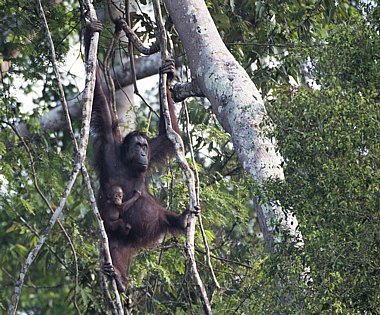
left=152, top=1, right=212, bottom=314
left=116, top=18, right=160, bottom=55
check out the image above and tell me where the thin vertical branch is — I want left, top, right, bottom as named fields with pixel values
left=183, top=103, right=220, bottom=289
left=7, top=1, right=124, bottom=314
left=82, top=3, right=124, bottom=312
left=123, top=0, right=158, bottom=120
left=152, top=1, right=212, bottom=314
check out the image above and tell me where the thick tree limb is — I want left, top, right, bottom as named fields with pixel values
left=172, top=81, right=204, bottom=102
left=164, top=0, right=303, bottom=251
left=17, top=54, right=163, bottom=137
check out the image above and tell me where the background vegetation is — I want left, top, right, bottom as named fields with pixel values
left=0, top=0, right=379, bottom=313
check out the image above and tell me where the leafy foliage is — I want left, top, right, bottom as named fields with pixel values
left=265, top=19, right=380, bottom=314
left=1, top=0, right=379, bottom=314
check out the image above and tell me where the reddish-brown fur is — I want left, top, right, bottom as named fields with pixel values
left=102, top=185, right=141, bottom=237
left=85, top=21, right=189, bottom=292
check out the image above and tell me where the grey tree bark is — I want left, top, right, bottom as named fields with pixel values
left=165, top=0, right=303, bottom=250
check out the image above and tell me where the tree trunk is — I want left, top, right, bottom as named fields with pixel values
left=165, top=0, right=303, bottom=249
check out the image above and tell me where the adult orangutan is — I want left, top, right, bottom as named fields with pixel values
left=85, top=21, right=196, bottom=292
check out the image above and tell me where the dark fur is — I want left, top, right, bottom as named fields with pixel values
left=85, top=21, right=188, bottom=291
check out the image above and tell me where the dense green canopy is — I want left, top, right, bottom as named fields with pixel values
left=0, top=0, right=379, bottom=313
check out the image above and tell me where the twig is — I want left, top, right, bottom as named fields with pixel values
left=99, top=268, right=116, bottom=313
left=122, top=1, right=161, bottom=120
left=152, top=1, right=212, bottom=314
left=194, top=248, right=252, bottom=270
left=125, top=0, right=139, bottom=94
left=136, top=90, right=160, bottom=118
left=152, top=234, right=166, bottom=297
left=13, top=210, right=68, bottom=270
left=145, top=110, right=153, bottom=133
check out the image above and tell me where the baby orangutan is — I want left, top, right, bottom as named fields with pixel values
left=102, top=185, right=141, bottom=237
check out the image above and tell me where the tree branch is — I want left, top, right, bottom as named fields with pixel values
left=7, top=1, right=124, bottom=314
left=104, top=24, right=122, bottom=127
left=164, top=0, right=304, bottom=253
left=8, top=122, right=81, bottom=314
left=6, top=1, right=85, bottom=312
left=172, top=81, right=204, bottom=102
left=183, top=102, right=220, bottom=289
left=116, top=18, right=159, bottom=55
left=80, top=4, right=124, bottom=314
left=152, top=1, right=212, bottom=314
left=17, top=53, right=165, bottom=138
left=6, top=150, right=82, bottom=315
